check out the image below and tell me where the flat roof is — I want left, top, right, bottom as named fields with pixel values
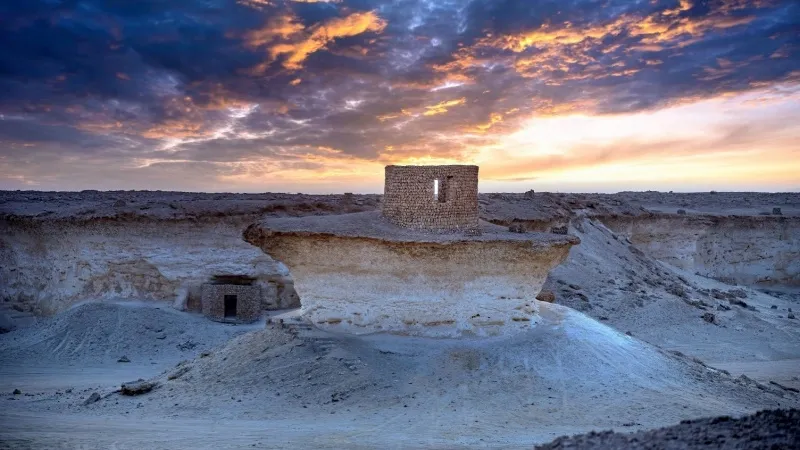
left=257, top=211, right=578, bottom=245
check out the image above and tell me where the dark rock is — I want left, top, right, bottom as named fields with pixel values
left=534, top=409, right=800, bottom=450
left=550, top=226, right=568, bottom=235
left=0, top=312, right=14, bottom=334
left=676, top=209, right=686, bottom=215
left=666, top=283, right=688, bottom=299
left=789, top=313, right=796, bottom=320
left=176, top=340, right=197, bottom=351
left=711, top=289, right=730, bottom=300
left=83, top=392, right=101, bottom=405
left=121, top=379, right=158, bottom=396
left=117, top=356, right=130, bottom=363
left=628, top=245, right=645, bottom=257
left=729, top=288, right=748, bottom=299
left=772, top=207, right=782, bottom=215
left=728, top=298, right=748, bottom=308
left=685, top=299, right=709, bottom=309
left=536, top=290, right=556, bottom=303
left=167, top=366, right=191, bottom=380
left=508, top=223, right=526, bottom=233
left=701, top=312, right=717, bottom=324
left=771, top=305, right=778, bottom=309
left=13, top=389, right=21, bottom=395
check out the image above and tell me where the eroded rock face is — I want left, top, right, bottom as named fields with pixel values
left=604, top=216, right=800, bottom=286
left=0, top=217, right=294, bottom=317
left=245, top=214, right=577, bottom=337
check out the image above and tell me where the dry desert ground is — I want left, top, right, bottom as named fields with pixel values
left=1, top=190, right=799, bottom=449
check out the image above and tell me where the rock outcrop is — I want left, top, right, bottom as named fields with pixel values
left=0, top=216, right=295, bottom=320
left=245, top=211, right=578, bottom=337
left=603, top=215, right=800, bottom=286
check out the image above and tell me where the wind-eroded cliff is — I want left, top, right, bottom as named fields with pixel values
left=0, top=216, right=296, bottom=324
left=245, top=212, right=578, bottom=337
left=603, top=215, right=800, bottom=286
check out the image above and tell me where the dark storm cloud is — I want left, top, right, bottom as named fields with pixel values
left=0, top=0, right=798, bottom=187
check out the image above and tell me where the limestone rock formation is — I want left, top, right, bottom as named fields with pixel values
left=245, top=211, right=578, bottom=336
left=0, top=217, right=293, bottom=317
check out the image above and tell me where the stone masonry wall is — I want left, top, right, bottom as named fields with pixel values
left=382, top=165, right=479, bottom=231
left=201, top=284, right=262, bottom=323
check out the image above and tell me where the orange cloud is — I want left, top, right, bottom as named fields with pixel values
left=662, top=0, right=693, bottom=17
left=78, top=120, right=125, bottom=134
left=474, top=113, right=503, bottom=132
left=630, top=13, right=755, bottom=46
left=245, top=11, right=387, bottom=72
left=189, top=83, right=254, bottom=111
left=423, top=98, right=466, bottom=116
left=442, top=1, right=767, bottom=83
left=142, top=121, right=212, bottom=140
left=487, top=20, right=628, bottom=53
left=377, top=109, right=412, bottom=121
left=244, top=14, right=304, bottom=47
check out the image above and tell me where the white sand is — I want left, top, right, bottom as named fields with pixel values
left=1, top=301, right=798, bottom=448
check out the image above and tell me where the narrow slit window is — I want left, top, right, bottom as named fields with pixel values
left=433, top=179, right=439, bottom=201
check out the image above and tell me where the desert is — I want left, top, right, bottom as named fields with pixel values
left=1, top=185, right=798, bottom=449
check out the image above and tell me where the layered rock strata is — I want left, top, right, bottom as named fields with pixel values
left=245, top=211, right=578, bottom=337
left=0, top=217, right=297, bottom=319
left=603, top=215, right=800, bottom=286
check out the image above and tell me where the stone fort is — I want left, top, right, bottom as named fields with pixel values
left=382, top=165, right=479, bottom=231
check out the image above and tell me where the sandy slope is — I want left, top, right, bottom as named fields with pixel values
left=543, top=217, right=800, bottom=389
left=1, top=302, right=797, bottom=449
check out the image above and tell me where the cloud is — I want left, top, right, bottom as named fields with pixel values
left=422, top=98, right=466, bottom=116
left=246, top=10, right=387, bottom=71
left=0, top=0, right=798, bottom=191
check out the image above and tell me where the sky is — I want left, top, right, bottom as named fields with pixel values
left=0, top=0, right=798, bottom=193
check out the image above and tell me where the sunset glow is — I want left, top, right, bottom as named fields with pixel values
left=0, top=0, right=798, bottom=192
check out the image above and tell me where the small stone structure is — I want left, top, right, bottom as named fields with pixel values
left=201, top=276, right=262, bottom=323
left=382, top=165, right=479, bottom=231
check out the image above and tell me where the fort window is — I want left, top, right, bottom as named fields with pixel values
left=224, top=294, right=238, bottom=318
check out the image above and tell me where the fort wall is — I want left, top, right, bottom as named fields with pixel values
left=382, top=165, right=479, bottom=231
left=201, top=283, right=262, bottom=323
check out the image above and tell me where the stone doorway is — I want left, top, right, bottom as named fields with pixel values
left=224, top=294, right=238, bottom=318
